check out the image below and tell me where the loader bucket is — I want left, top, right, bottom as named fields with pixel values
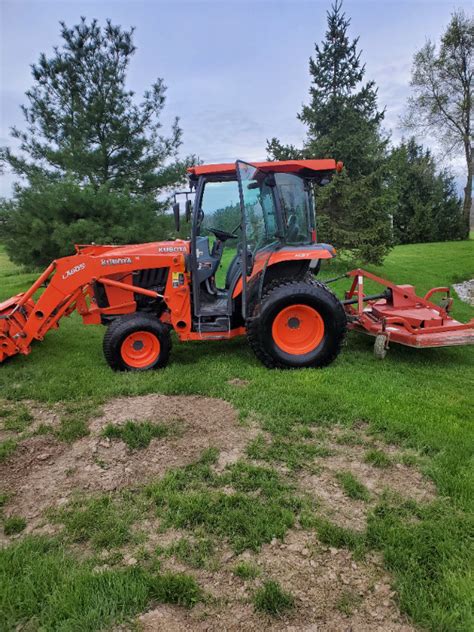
left=0, top=293, right=36, bottom=363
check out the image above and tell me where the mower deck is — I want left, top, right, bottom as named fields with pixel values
left=342, top=269, right=474, bottom=356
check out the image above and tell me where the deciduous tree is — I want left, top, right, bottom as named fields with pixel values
left=404, top=11, right=473, bottom=237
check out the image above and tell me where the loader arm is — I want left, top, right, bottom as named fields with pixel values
left=0, top=243, right=191, bottom=363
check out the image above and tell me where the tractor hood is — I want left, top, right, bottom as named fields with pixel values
left=74, top=240, right=191, bottom=258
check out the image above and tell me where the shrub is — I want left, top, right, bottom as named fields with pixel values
left=1, top=181, right=172, bottom=268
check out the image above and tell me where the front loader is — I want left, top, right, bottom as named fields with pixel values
left=1, top=159, right=473, bottom=371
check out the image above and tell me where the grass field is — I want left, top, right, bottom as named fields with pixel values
left=0, top=239, right=473, bottom=631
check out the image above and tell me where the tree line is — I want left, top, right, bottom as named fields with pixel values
left=1, top=3, right=472, bottom=267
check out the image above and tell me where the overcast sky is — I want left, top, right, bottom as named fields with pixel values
left=0, top=0, right=470, bottom=197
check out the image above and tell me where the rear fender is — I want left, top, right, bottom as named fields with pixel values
left=232, top=243, right=336, bottom=299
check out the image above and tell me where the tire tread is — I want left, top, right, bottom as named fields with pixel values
left=246, top=278, right=346, bottom=369
left=103, top=313, right=171, bottom=371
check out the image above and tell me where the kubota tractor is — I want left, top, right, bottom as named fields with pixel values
left=1, top=159, right=472, bottom=370
left=0, top=160, right=349, bottom=370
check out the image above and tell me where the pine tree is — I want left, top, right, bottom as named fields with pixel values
left=2, top=18, right=189, bottom=193
left=267, top=1, right=392, bottom=263
left=388, top=138, right=463, bottom=244
left=299, top=0, right=385, bottom=177
left=1, top=18, right=192, bottom=267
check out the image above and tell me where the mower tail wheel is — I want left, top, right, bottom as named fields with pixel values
left=103, top=313, right=171, bottom=371
left=374, top=334, right=388, bottom=360
left=247, top=279, right=346, bottom=369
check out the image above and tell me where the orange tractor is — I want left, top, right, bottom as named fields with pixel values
left=1, top=159, right=473, bottom=370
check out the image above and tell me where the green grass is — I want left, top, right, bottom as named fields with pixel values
left=49, top=492, right=145, bottom=549
left=167, top=537, right=215, bottom=569
left=0, top=438, right=18, bottom=462
left=334, top=430, right=367, bottom=446
left=0, top=401, right=33, bottom=433
left=253, top=580, right=294, bottom=616
left=313, top=517, right=366, bottom=554
left=336, top=589, right=362, bottom=616
left=233, top=561, right=260, bottom=579
left=364, top=448, right=392, bottom=468
left=103, top=420, right=170, bottom=449
left=366, top=496, right=474, bottom=629
left=148, top=571, right=202, bottom=607
left=3, top=515, right=27, bottom=535
left=56, top=417, right=89, bottom=442
left=1, top=238, right=473, bottom=630
left=335, top=471, right=370, bottom=501
left=145, top=454, right=299, bottom=553
left=247, top=432, right=332, bottom=470
left=56, top=401, right=95, bottom=442
left=0, top=536, right=201, bottom=630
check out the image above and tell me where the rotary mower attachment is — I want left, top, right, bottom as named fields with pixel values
left=337, top=269, right=474, bottom=359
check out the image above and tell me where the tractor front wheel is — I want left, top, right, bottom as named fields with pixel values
left=103, top=313, right=171, bottom=371
left=247, top=279, right=346, bottom=369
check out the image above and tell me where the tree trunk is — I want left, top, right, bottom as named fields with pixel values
left=463, top=142, right=473, bottom=239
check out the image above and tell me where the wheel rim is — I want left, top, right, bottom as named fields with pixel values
left=120, top=331, right=160, bottom=368
left=272, top=304, right=325, bottom=355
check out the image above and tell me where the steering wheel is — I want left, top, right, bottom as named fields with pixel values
left=208, top=227, right=236, bottom=242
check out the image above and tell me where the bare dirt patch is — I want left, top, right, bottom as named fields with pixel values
left=25, top=399, right=64, bottom=432
left=0, top=394, right=255, bottom=532
left=134, top=528, right=414, bottom=632
left=1, top=402, right=432, bottom=630
left=0, top=398, right=63, bottom=438
left=301, top=469, right=369, bottom=531
left=299, top=426, right=436, bottom=531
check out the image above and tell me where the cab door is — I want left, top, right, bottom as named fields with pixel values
left=236, top=160, right=281, bottom=318
left=191, top=175, right=242, bottom=317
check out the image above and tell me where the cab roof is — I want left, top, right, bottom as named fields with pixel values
left=187, top=159, right=342, bottom=178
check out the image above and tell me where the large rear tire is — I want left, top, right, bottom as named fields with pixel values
left=103, top=313, right=171, bottom=372
left=247, top=279, right=346, bottom=369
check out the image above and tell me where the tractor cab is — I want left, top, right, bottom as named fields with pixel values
left=184, top=160, right=340, bottom=333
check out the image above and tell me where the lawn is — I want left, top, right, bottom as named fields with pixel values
left=0, top=239, right=473, bottom=631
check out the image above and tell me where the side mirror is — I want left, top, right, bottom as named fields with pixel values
left=172, top=202, right=180, bottom=232
left=185, top=199, right=192, bottom=222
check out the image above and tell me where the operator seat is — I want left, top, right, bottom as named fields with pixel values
left=225, top=252, right=241, bottom=289
left=195, top=236, right=221, bottom=285
left=225, top=246, right=253, bottom=290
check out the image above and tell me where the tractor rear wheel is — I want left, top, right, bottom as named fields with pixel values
left=247, top=279, right=346, bottom=369
left=103, top=313, right=171, bottom=371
